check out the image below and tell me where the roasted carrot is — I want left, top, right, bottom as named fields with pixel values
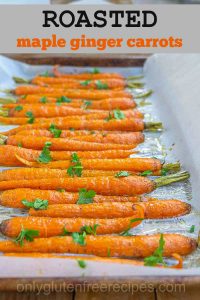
left=36, top=78, right=126, bottom=90
left=14, top=86, right=132, bottom=99
left=29, top=200, right=191, bottom=219
left=5, top=106, right=143, bottom=119
left=0, top=167, right=144, bottom=181
left=0, top=172, right=189, bottom=195
left=15, top=157, right=162, bottom=172
left=4, top=135, right=135, bottom=151
left=0, top=205, right=144, bottom=236
left=0, top=234, right=196, bottom=257
left=15, top=130, right=144, bottom=145
left=3, top=97, right=137, bottom=110
left=71, top=132, right=144, bottom=145
left=0, top=145, right=135, bottom=166
left=0, top=188, right=142, bottom=208
left=1, top=119, right=147, bottom=135
left=53, top=67, right=123, bottom=80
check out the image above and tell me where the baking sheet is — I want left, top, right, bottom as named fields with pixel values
left=0, top=54, right=199, bottom=278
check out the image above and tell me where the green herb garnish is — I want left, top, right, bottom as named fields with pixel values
left=107, top=248, right=111, bottom=257
left=82, top=100, right=92, bottom=109
left=81, top=224, right=99, bottom=236
left=22, top=198, right=48, bottom=210
left=72, top=232, right=86, bottom=246
left=18, top=142, right=22, bottom=148
left=115, top=171, right=131, bottom=178
left=14, top=227, right=39, bottom=247
left=140, top=170, right=153, bottom=177
left=14, top=105, right=23, bottom=111
left=37, top=141, right=52, bottom=163
left=40, top=96, right=47, bottom=104
left=40, top=71, right=50, bottom=77
left=49, top=124, right=62, bottom=138
left=161, top=168, right=168, bottom=176
left=95, top=80, right=108, bottom=90
left=57, top=188, right=66, bottom=193
left=77, top=259, right=87, bottom=269
left=77, top=188, right=96, bottom=205
left=144, top=234, right=165, bottom=266
left=120, top=218, right=144, bottom=236
left=105, top=109, right=125, bottom=121
left=189, top=225, right=195, bottom=233
left=69, top=127, right=75, bottom=132
left=60, top=226, right=70, bottom=236
left=56, top=96, right=72, bottom=106
left=25, top=111, right=35, bottom=124
left=91, top=68, right=100, bottom=74
left=80, top=80, right=91, bottom=86
left=67, top=153, right=83, bottom=177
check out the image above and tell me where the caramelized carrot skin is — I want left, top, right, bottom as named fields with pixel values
left=3, top=119, right=145, bottom=135
left=0, top=176, right=155, bottom=195
left=18, top=157, right=161, bottom=172
left=6, top=135, right=135, bottom=151
left=8, top=107, right=143, bottom=119
left=16, top=130, right=144, bottom=145
left=5, top=97, right=136, bottom=110
left=29, top=200, right=191, bottom=219
left=0, top=189, right=141, bottom=208
left=0, top=168, right=142, bottom=181
left=0, top=146, right=135, bottom=166
left=14, top=86, right=132, bottom=100
left=36, top=78, right=126, bottom=90
left=0, top=207, right=144, bottom=236
left=0, top=234, right=196, bottom=257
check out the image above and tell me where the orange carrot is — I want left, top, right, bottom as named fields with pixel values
left=16, top=157, right=162, bottom=172
left=0, top=172, right=188, bottom=194
left=0, top=167, right=144, bottom=181
left=0, top=145, right=135, bottom=166
left=1, top=119, right=145, bottom=135
left=0, top=205, right=144, bottom=236
left=14, top=131, right=144, bottom=145
left=0, top=234, right=196, bottom=257
left=36, top=78, right=126, bottom=90
left=53, top=67, right=123, bottom=80
left=29, top=200, right=191, bottom=219
left=0, top=188, right=142, bottom=208
left=14, top=86, right=132, bottom=99
left=16, top=129, right=144, bottom=141
left=6, top=106, right=143, bottom=119
left=4, top=97, right=137, bottom=110
left=5, top=135, right=136, bottom=151
left=71, top=132, right=144, bottom=145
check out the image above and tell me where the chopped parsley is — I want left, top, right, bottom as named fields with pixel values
left=80, top=224, right=99, bottom=236
left=95, top=80, right=108, bottom=90
left=105, top=109, right=125, bottom=122
left=120, top=218, right=144, bottom=236
left=91, top=68, right=100, bottom=74
left=25, top=111, right=35, bottom=124
left=56, top=96, right=72, bottom=105
left=40, top=96, right=47, bottom=104
left=80, top=80, right=91, bottom=86
left=77, top=188, right=96, bottom=205
left=115, top=171, right=131, bottom=178
left=140, top=170, right=153, bottom=177
left=72, top=232, right=86, bottom=246
left=22, top=198, right=48, bottom=210
left=189, top=225, right=195, bottom=233
left=77, top=259, right=87, bottom=269
left=14, top=227, right=39, bottom=247
left=82, top=100, right=92, bottom=109
left=67, top=152, right=83, bottom=177
left=37, top=142, right=52, bottom=163
left=14, top=105, right=23, bottom=111
left=144, top=234, right=166, bottom=266
left=49, top=124, right=62, bottom=138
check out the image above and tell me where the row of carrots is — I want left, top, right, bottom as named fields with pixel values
left=0, top=66, right=196, bottom=269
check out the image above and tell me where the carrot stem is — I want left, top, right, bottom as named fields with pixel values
left=127, top=75, right=144, bottom=80
left=144, top=122, right=163, bottom=131
left=0, top=98, right=17, bottom=104
left=163, top=162, right=181, bottom=173
left=127, top=82, right=145, bottom=89
left=0, top=109, right=8, bottom=117
left=154, top=171, right=190, bottom=188
left=135, top=90, right=153, bottom=99
left=13, top=77, right=30, bottom=84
